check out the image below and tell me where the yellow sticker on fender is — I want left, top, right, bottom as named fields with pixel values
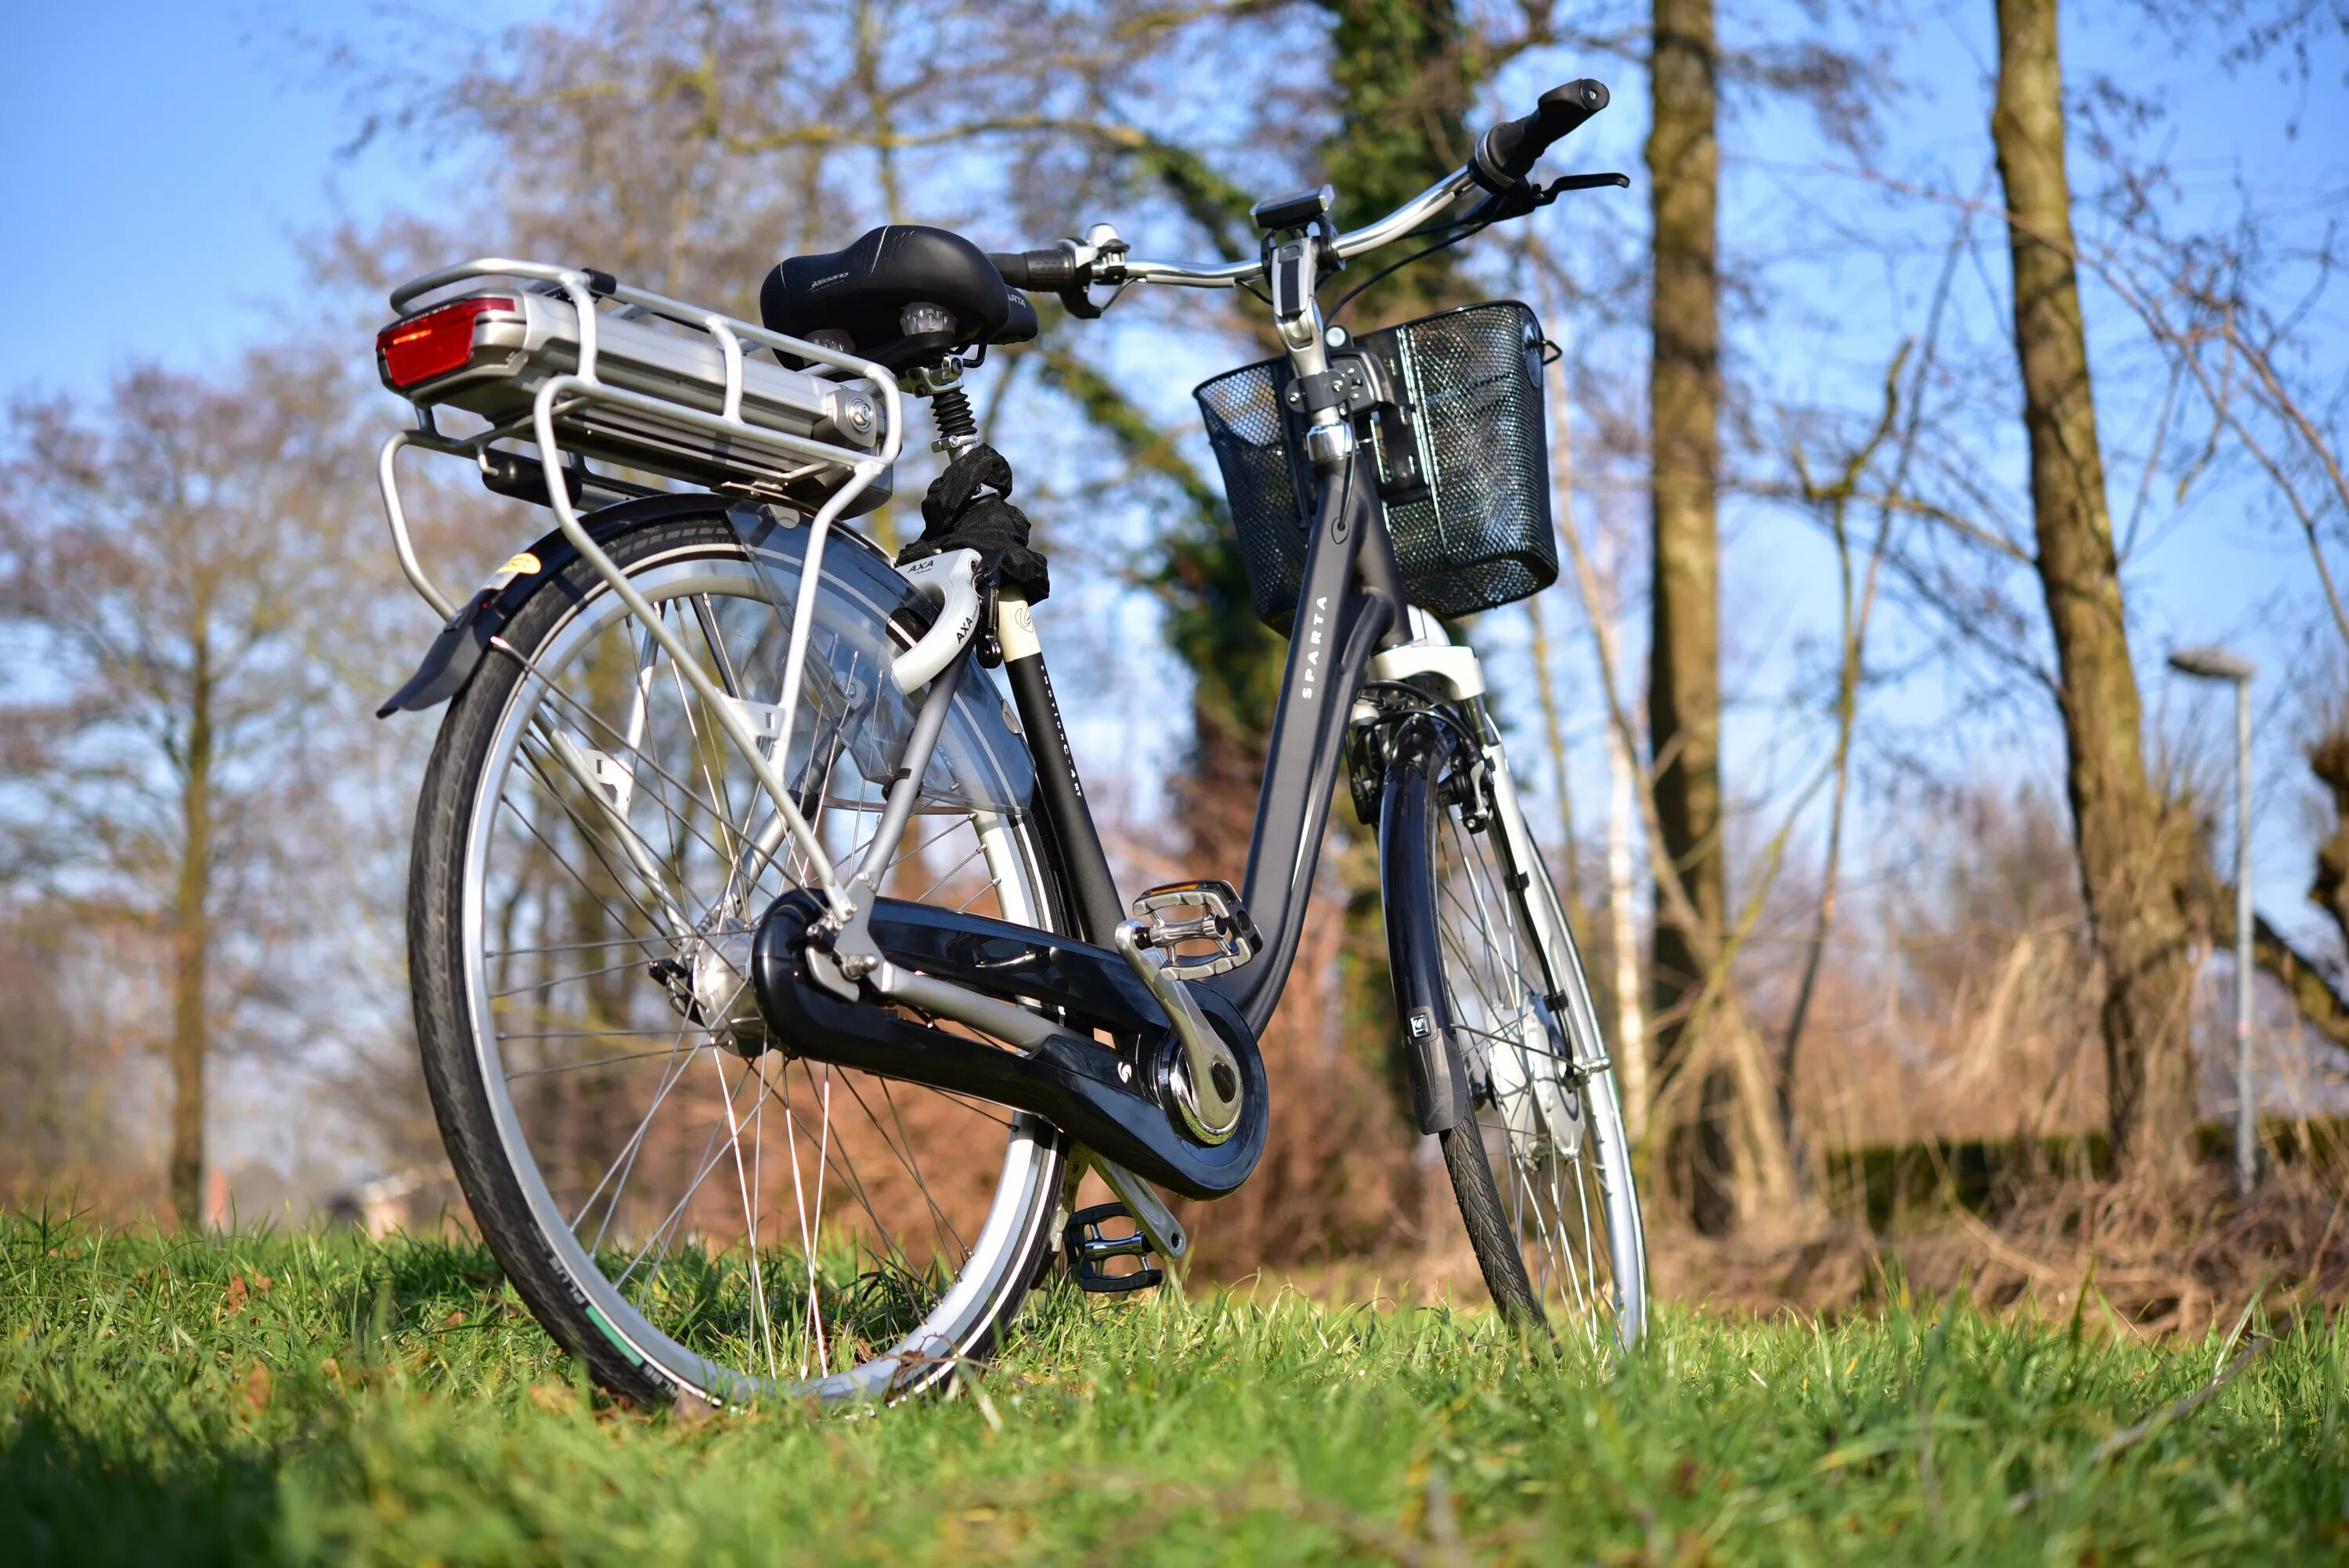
left=500, top=552, right=543, bottom=575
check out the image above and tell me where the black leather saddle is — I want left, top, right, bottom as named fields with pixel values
left=760, top=225, right=1036, bottom=369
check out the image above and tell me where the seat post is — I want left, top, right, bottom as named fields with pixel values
left=929, top=381, right=978, bottom=453
left=903, top=352, right=979, bottom=456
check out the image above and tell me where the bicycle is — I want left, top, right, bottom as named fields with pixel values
left=370, top=77, right=1644, bottom=1408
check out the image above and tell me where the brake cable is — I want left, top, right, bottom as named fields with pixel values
left=1324, top=218, right=1492, bottom=328
left=1323, top=172, right=1628, bottom=329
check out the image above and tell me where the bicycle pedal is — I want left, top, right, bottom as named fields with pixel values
left=1063, top=1202, right=1165, bottom=1295
left=1129, top=879, right=1260, bottom=980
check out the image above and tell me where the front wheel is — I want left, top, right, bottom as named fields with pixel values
left=1395, top=723, right=1647, bottom=1346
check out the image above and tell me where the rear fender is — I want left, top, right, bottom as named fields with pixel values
left=374, top=494, right=914, bottom=716
left=377, top=492, right=720, bottom=716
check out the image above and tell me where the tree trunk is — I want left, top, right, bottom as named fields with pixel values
left=2175, top=749, right=2349, bottom=1050
left=1647, top=0, right=1737, bottom=1233
left=2308, top=726, right=2349, bottom=952
left=1605, top=699, right=1650, bottom=1144
left=168, top=652, right=215, bottom=1229
left=1991, top=0, right=2199, bottom=1180
left=2252, top=914, right=2349, bottom=1051
left=1316, top=0, right=1473, bottom=326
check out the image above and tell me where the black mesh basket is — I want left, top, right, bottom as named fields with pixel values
left=1193, top=301, right=1554, bottom=629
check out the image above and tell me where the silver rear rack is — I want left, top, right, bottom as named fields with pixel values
left=377, top=257, right=902, bottom=617
left=374, top=258, right=911, bottom=917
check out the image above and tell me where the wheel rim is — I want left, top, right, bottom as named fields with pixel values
left=459, top=542, right=1059, bottom=1403
left=1433, top=803, right=1647, bottom=1347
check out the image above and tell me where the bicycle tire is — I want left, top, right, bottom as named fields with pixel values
left=1387, top=713, right=1648, bottom=1345
left=407, top=502, right=1073, bottom=1407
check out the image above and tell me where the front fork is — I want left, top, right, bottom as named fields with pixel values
left=1359, top=624, right=1609, bottom=1132
left=1375, top=712, right=1475, bottom=1133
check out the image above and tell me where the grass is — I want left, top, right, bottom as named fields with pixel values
left=2, top=1210, right=2344, bottom=1565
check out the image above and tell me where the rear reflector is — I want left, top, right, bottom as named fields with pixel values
left=377, top=297, right=519, bottom=389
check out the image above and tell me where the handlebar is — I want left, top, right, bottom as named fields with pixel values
left=995, top=77, right=1611, bottom=298
left=988, top=247, right=1078, bottom=292
left=1473, top=78, right=1609, bottom=189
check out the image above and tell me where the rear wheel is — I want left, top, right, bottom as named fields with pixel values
left=407, top=504, right=1071, bottom=1406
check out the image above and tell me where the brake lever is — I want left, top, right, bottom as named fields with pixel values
left=1549, top=171, right=1633, bottom=193
left=1470, top=171, right=1633, bottom=226
left=1058, top=224, right=1132, bottom=319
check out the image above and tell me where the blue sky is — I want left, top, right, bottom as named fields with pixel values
left=4, top=1, right=2345, bottom=1184
left=2, top=0, right=2344, bottom=946
left=0, top=2, right=525, bottom=395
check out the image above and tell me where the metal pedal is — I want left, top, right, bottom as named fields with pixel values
left=1063, top=1202, right=1165, bottom=1295
left=1129, top=879, right=1261, bottom=981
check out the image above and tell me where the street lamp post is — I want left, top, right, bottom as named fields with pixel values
left=2167, top=646, right=2258, bottom=1198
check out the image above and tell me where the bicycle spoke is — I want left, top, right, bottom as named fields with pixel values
left=498, top=777, right=689, bottom=954
left=505, top=1043, right=714, bottom=1080
left=850, top=1072, right=969, bottom=1262
left=455, top=540, right=1061, bottom=1400
left=1430, top=769, right=1634, bottom=1335
left=573, top=1021, right=712, bottom=1247
left=494, top=955, right=670, bottom=1000
left=804, top=1063, right=833, bottom=1375
left=707, top=1047, right=780, bottom=1382
left=763, top=1064, right=911, bottom=1275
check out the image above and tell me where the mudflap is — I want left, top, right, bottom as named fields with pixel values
left=377, top=588, right=504, bottom=717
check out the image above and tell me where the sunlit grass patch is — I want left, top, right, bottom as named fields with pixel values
left=1, top=1210, right=2343, bottom=1565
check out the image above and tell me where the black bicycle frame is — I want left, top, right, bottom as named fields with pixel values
left=742, top=440, right=1405, bottom=1199
left=1011, top=442, right=1405, bottom=1037
left=707, top=385, right=1443, bottom=1204
left=1210, top=449, right=1405, bottom=1034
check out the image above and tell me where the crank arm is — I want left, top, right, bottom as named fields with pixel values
left=1085, top=1152, right=1189, bottom=1271
left=1113, top=922, right=1243, bottom=1143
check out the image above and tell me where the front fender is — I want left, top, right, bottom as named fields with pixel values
left=1377, top=713, right=1474, bottom=1134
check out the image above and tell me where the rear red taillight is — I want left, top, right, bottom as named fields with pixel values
left=377, top=297, right=519, bottom=389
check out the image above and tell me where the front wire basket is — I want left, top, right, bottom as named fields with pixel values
left=1194, top=301, right=1556, bottom=629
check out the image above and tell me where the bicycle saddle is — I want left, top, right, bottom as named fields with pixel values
left=760, top=225, right=1030, bottom=369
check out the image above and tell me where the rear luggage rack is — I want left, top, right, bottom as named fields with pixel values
left=374, top=258, right=901, bottom=620
left=373, top=258, right=909, bottom=922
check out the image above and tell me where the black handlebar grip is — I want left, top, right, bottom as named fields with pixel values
left=1475, top=78, right=1610, bottom=187
left=989, top=247, right=1077, bottom=292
